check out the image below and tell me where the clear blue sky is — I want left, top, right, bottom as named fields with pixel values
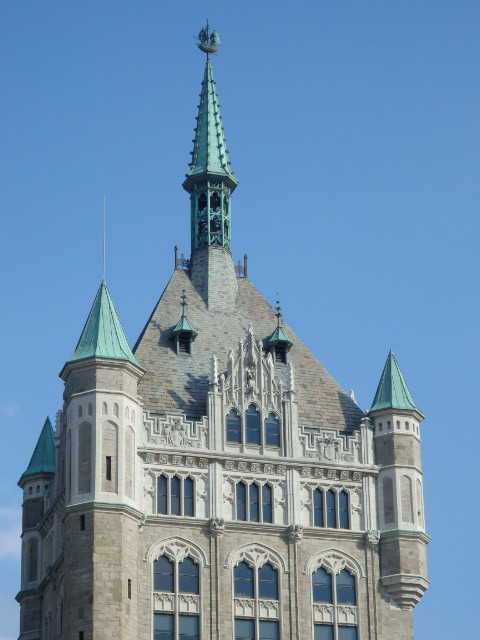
left=0, top=2, right=478, bottom=638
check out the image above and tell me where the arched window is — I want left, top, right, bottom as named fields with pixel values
left=326, top=490, right=336, bottom=528
left=236, top=482, right=247, bottom=521
left=312, top=566, right=357, bottom=640
left=234, top=560, right=280, bottom=640
left=227, top=410, right=241, bottom=444
left=235, top=482, right=273, bottom=524
left=102, top=402, right=108, bottom=415
left=153, top=554, right=200, bottom=640
left=339, top=491, right=349, bottom=529
left=265, top=414, right=280, bottom=448
left=113, top=403, right=119, bottom=418
left=246, top=405, right=261, bottom=445
left=156, top=475, right=196, bottom=517
left=313, top=489, right=324, bottom=527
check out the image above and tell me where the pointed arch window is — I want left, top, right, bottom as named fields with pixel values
left=235, top=481, right=274, bottom=524
left=312, top=488, right=350, bottom=530
left=227, top=409, right=241, bottom=444
left=313, top=489, right=324, bottom=527
left=312, top=566, right=357, bottom=640
left=326, top=490, right=336, bottom=528
left=339, top=490, right=350, bottom=529
left=265, top=414, right=280, bottom=448
left=156, top=475, right=196, bottom=518
left=234, top=560, right=280, bottom=640
left=153, top=554, right=200, bottom=640
left=246, top=405, right=261, bottom=445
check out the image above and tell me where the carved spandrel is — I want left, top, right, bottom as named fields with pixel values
left=144, top=411, right=208, bottom=450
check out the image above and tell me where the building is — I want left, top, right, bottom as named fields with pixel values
left=17, top=30, right=429, bottom=640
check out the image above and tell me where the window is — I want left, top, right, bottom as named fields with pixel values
left=246, top=405, right=261, bottom=445
left=234, top=561, right=280, bottom=640
left=156, top=475, right=196, bottom=517
left=312, top=489, right=350, bottom=530
left=178, top=334, right=191, bottom=355
left=106, top=456, right=112, bottom=481
left=80, top=514, right=85, bottom=531
left=312, top=566, right=357, bottom=640
left=265, top=414, right=280, bottom=448
left=274, top=343, right=287, bottom=364
left=153, top=554, right=200, bottom=640
left=235, top=482, right=273, bottom=523
left=227, top=410, right=241, bottom=443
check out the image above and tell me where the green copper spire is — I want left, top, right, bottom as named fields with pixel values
left=20, top=417, right=55, bottom=481
left=66, top=281, right=143, bottom=369
left=171, top=290, right=197, bottom=338
left=266, top=299, right=293, bottom=349
left=370, top=351, right=423, bottom=415
left=183, top=32, right=238, bottom=253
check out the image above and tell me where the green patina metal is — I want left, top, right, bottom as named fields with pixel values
left=20, top=417, right=55, bottom=480
left=183, top=55, right=238, bottom=253
left=67, top=281, right=143, bottom=369
left=266, top=300, right=292, bottom=349
left=171, top=290, right=197, bottom=339
left=370, top=350, right=423, bottom=415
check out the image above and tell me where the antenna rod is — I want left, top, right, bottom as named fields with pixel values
left=103, top=194, right=106, bottom=282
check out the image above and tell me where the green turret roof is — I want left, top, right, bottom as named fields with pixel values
left=266, top=300, right=293, bottom=348
left=66, top=281, right=143, bottom=369
left=370, top=351, right=423, bottom=415
left=183, top=59, right=238, bottom=191
left=20, top=417, right=55, bottom=480
left=171, top=290, right=197, bottom=339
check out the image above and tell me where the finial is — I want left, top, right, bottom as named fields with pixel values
left=275, top=295, right=283, bottom=328
left=103, top=194, right=107, bottom=282
left=181, top=289, right=188, bottom=317
left=196, top=21, right=221, bottom=57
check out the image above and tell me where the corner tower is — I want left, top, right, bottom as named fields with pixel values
left=183, top=28, right=239, bottom=311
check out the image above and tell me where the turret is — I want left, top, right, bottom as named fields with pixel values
left=370, top=351, right=429, bottom=609
left=58, top=281, right=145, bottom=639
left=17, top=417, right=55, bottom=639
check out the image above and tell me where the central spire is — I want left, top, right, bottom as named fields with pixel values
left=183, top=29, right=238, bottom=254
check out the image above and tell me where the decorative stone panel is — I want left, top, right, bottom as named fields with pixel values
left=144, top=411, right=208, bottom=449
left=258, top=599, right=280, bottom=618
left=234, top=598, right=255, bottom=617
left=313, top=604, right=334, bottom=623
left=178, top=594, right=200, bottom=614
left=299, top=427, right=362, bottom=464
left=153, top=593, right=174, bottom=612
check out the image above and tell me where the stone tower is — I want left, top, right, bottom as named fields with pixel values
left=17, top=26, right=429, bottom=640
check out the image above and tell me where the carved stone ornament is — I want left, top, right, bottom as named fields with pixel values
left=366, top=530, right=380, bottom=547
left=144, top=411, right=208, bottom=450
left=226, top=544, right=287, bottom=572
left=208, top=517, right=225, bottom=538
left=287, top=523, right=304, bottom=543
left=299, top=426, right=362, bottom=464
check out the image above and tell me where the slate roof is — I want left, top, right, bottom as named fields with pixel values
left=21, top=417, right=55, bottom=480
left=67, top=281, right=143, bottom=369
left=134, top=269, right=363, bottom=431
left=370, top=350, right=422, bottom=415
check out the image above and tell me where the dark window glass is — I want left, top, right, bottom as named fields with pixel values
left=171, top=476, right=181, bottom=515
left=236, top=482, right=247, bottom=521
left=179, top=615, right=199, bottom=640
left=313, top=489, right=324, bottom=527
left=274, top=344, right=287, bottom=364
left=80, top=514, right=85, bottom=531
left=235, top=619, right=255, bottom=640
left=179, top=557, right=199, bottom=594
left=234, top=561, right=254, bottom=598
left=265, top=414, right=280, bottom=447
left=154, top=556, right=174, bottom=592
left=127, top=578, right=132, bottom=599
left=246, top=405, right=261, bottom=445
left=157, top=475, right=168, bottom=514
left=198, top=193, right=207, bottom=210
left=339, top=490, right=349, bottom=529
left=184, top=477, right=195, bottom=517
left=262, top=484, right=273, bottom=523
left=336, top=570, right=356, bottom=605
left=338, top=627, right=358, bottom=640
left=250, top=483, right=260, bottom=522
left=226, top=410, right=241, bottom=443
left=154, top=613, right=174, bottom=640
left=312, top=568, right=332, bottom=603
left=259, top=620, right=279, bottom=640
left=326, top=490, right=336, bottom=528
left=106, top=456, right=112, bottom=481
left=258, top=563, right=278, bottom=600
left=314, top=624, right=334, bottom=640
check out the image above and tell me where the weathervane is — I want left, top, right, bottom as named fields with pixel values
left=196, top=21, right=221, bottom=56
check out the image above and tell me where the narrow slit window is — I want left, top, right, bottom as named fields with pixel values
left=314, top=488, right=324, bottom=527
left=105, top=456, right=112, bottom=481
left=226, top=410, right=241, bottom=443
left=326, top=490, right=336, bottom=528
left=246, top=405, right=261, bottom=445
left=262, top=484, right=273, bottom=523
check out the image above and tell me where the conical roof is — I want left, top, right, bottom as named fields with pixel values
left=66, top=281, right=143, bottom=369
left=20, top=417, right=55, bottom=480
left=183, top=59, right=238, bottom=191
left=370, top=351, right=422, bottom=415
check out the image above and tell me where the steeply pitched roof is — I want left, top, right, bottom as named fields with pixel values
left=370, top=350, right=422, bottom=415
left=66, top=281, right=143, bottom=369
left=134, top=269, right=362, bottom=431
left=21, top=417, right=55, bottom=480
left=183, top=59, right=238, bottom=191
